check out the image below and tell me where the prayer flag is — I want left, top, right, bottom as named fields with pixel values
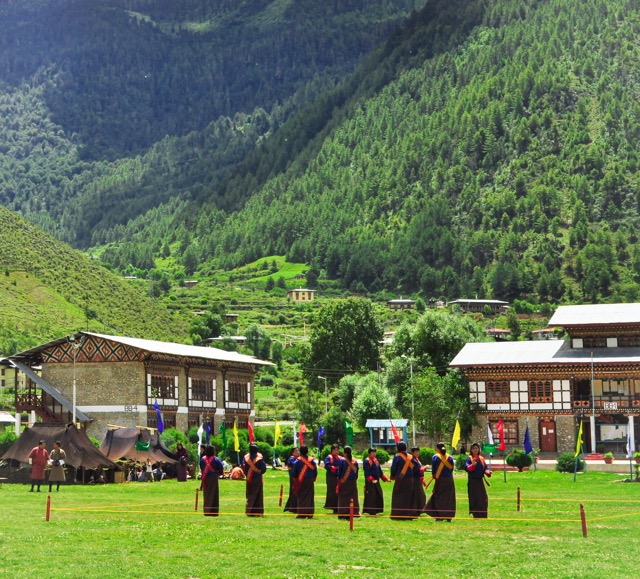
left=626, top=415, right=636, bottom=459
left=575, top=420, right=583, bottom=458
left=233, top=418, right=240, bottom=452
left=496, top=419, right=506, bottom=451
left=197, top=423, right=204, bottom=455
left=390, top=421, right=400, bottom=443
left=293, top=421, right=297, bottom=447
left=274, top=421, right=281, bottom=447
left=317, top=425, right=325, bottom=451
left=523, top=424, right=533, bottom=454
left=451, top=420, right=461, bottom=451
left=299, top=422, right=308, bottom=445
left=345, top=420, right=354, bottom=446
left=219, top=423, right=228, bottom=451
left=248, top=420, right=254, bottom=443
left=153, top=400, right=164, bottom=434
left=205, top=422, right=211, bottom=444
left=135, top=439, right=150, bottom=452
left=487, top=423, right=495, bottom=446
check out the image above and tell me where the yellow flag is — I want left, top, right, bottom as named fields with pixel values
left=233, top=418, right=240, bottom=452
left=575, top=420, right=583, bottom=457
left=274, top=420, right=281, bottom=446
left=451, top=420, right=461, bottom=451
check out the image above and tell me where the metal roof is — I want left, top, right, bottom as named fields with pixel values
left=365, top=419, right=408, bottom=428
left=450, top=339, right=640, bottom=367
left=448, top=299, right=509, bottom=305
left=12, top=332, right=273, bottom=367
left=549, top=303, right=640, bottom=326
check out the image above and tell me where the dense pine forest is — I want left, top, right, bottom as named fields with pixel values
left=2, top=0, right=640, bottom=306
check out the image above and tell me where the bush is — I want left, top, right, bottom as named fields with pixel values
left=455, top=453, right=468, bottom=471
left=255, top=441, right=273, bottom=463
left=0, top=430, right=17, bottom=456
left=419, top=447, right=435, bottom=466
left=254, top=426, right=274, bottom=446
left=505, top=449, right=533, bottom=471
left=556, top=452, right=584, bottom=473
left=275, top=444, right=295, bottom=462
left=360, top=447, right=390, bottom=465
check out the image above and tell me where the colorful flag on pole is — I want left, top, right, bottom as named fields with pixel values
left=219, top=423, right=228, bottom=452
left=496, top=419, right=506, bottom=451
left=274, top=421, right=281, bottom=447
left=248, top=420, right=254, bottom=443
left=317, top=425, right=325, bottom=451
left=293, top=421, right=297, bottom=447
left=487, top=423, right=495, bottom=446
left=451, top=420, right=461, bottom=451
left=205, top=422, right=211, bottom=444
left=575, top=420, right=583, bottom=458
left=299, top=422, right=308, bottom=446
left=345, top=420, right=354, bottom=446
left=523, top=424, right=533, bottom=454
left=390, top=421, right=400, bottom=443
left=626, top=415, right=636, bottom=459
left=197, top=423, right=204, bottom=456
left=153, top=400, right=164, bottom=434
left=233, top=418, right=240, bottom=452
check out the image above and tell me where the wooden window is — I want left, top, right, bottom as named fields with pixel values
left=191, top=377, right=214, bottom=401
left=529, top=380, right=552, bottom=403
left=150, top=374, right=176, bottom=400
left=147, top=408, right=176, bottom=430
left=228, top=381, right=248, bottom=403
left=225, top=415, right=249, bottom=429
left=618, top=336, right=640, bottom=347
left=490, top=421, right=519, bottom=446
left=486, top=381, right=510, bottom=404
left=581, top=337, right=607, bottom=348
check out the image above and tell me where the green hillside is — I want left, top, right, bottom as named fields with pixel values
left=0, top=206, right=188, bottom=354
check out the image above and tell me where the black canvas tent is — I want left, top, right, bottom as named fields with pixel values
left=1, top=422, right=120, bottom=471
left=100, top=427, right=177, bottom=464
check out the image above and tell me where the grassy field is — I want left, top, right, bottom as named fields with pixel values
left=0, top=469, right=638, bottom=578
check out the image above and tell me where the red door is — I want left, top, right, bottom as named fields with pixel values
left=539, top=420, right=557, bottom=452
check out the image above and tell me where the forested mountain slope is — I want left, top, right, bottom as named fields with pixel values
left=177, top=0, right=640, bottom=304
left=0, top=0, right=423, bottom=246
left=0, top=206, right=187, bottom=353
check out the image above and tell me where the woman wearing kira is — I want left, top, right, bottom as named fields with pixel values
left=465, top=442, right=492, bottom=519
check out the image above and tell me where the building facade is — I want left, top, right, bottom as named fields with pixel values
left=451, top=304, right=640, bottom=455
left=287, top=289, right=315, bottom=303
left=10, top=332, right=272, bottom=441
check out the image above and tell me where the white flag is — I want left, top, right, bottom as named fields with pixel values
left=197, top=423, right=204, bottom=457
left=626, top=415, right=636, bottom=459
left=293, top=421, right=298, bottom=447
left=487, top=423, right=495, bottom=445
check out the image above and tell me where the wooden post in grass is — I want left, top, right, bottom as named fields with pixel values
left=46, top=493, right=51, bottom=522
left=349, top=498, right=354, bottom=531
left=580, top=503, right=588, bottom=537
left=517, top=486, right=521, bottom=512
left=278, top=484, right=283, bottom=507
left=195, top=488, right=199, bottom=512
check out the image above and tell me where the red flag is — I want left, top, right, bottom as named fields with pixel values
left=248, top=420, right=254, bottom=443
left=497, top=419, right=506, bottom=451
left=299, top=422, right=308, bottom=446
left=390, top=421, right=400, bottom=444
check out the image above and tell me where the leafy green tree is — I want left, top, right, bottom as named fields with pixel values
left=350, top=375, right=396, bottom=429
left=244, top=324, right=272, bottom=360
left=265, top=277, right=275, bottom=291
left=507, top=309, right=522, bottom=340
left=307, top=298, right=382, bottom=386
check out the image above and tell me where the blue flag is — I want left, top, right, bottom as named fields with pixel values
left=523, top=424, right=533, bottom=454
left=317, top=425, right=325, bottom=450
left=205, top=422, right=211, bottom=444
left=153, top=400, right=164, bottom=434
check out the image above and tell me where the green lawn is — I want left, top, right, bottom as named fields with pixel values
left=0, top=470, right=638, bottom=578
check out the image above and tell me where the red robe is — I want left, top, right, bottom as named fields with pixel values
left=28, top=446, right=49, bottom=480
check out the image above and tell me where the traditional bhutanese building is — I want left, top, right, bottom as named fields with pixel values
left=450, top=303, right=640, bottom=455
left=8, top=332, right=272, bottom=441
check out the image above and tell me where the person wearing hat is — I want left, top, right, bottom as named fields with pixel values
left=28, top=440, right=49, bottom=493
left=362, top=447, right=389, bottom=515
left=48, top=441, right=67, bottom=492
left=390, top=441, right=416, bottom=519
left=425, top=442, right=456, bottom=522
left=410, top=446, right=428, bottom=515
left=242, top=442, right=267, bottom=516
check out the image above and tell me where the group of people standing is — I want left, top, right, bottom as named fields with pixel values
left=28, top=440, right=66, bottom=493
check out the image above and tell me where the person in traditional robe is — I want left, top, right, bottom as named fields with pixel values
left=323, top=444, right=341, bottom=513
left=48, top=441, right=66, bottom=492
left=390, top=442, right=416, bottom=519
left=200, top=445, right=224, bottom=516
left=425, top=442, right=456, bottom=522
left=336, top=446, right=360, bottom=520
left=28, top=440, right=49, bottom=493
left=291, top=445, right=317, bottom=518
left=411, top=447, right=427, bottom=515
left=242, top=443, right=267, bottom=516
left=362, top=447, right=389, bottom=515
left=283, top=447, right=300, bottom=513
left=176, top=442, right=188, bottom=482
left=466, top=442, right=491, bottom=518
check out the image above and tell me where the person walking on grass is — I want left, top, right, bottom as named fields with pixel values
left=28, top=440, right=49, bottom=493
left=48, top=441, right=66, bottom=493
